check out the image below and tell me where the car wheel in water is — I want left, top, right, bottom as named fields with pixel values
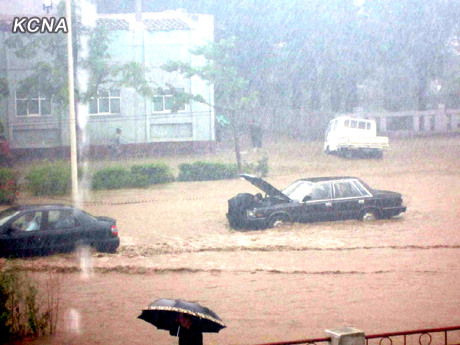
left=360, top=209, right=378, bottom=222
left=268, top=214, right=289, bottom=228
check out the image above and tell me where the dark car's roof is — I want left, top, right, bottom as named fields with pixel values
left=239, top=175, right=374, bottom=199
left=6, top=204, right=76, bottom=212
left=298, top=176, right=357, bottom=182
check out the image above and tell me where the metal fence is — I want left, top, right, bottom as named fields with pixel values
left=365, top=326, right=460, bottom=345
left=251, top=326, right=460, bottom=345
left=251, top=336, right=331, bottom=345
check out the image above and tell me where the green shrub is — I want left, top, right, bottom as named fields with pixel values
left=127, top=173, right=151, bottom=188
left=0, top=168, right=18, bottom=204
left=0, top=267, right=60, bottom=343
left=131, top=163, right=174, bottom=184
left=26, top=162, right=71, bottom=196
left=92, top=167, right=131, bottom=190
left=92, top=167, right=151, bottom=190
left=177, top=161, right=238, bottom=182
left=243, top=156, right=269, bottom=177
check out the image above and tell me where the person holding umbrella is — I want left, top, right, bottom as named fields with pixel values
left=138, top=298, right=225, bottom=345
left=174, top=313, right=203, bottom=345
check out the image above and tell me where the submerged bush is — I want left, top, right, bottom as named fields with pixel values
left=26, top=162, right=71, bottom=196
left=177, top=161, right=238, bottom=182
left=0, top=267, right=61, bottom=344
left=131, top=163, right=174, bottom=184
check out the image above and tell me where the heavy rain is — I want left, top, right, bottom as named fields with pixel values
left=0, top=0, right=459, bottom=345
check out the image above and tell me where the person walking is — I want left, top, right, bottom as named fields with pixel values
left=249, top=120, right=263, bottom=152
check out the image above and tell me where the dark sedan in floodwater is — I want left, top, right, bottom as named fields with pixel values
left=0, top=204, right=120, bottom=257
left=227, top=174, right=407, bottom=229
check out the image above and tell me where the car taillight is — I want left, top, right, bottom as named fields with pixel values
left=111, top=225, right=118, bottom=236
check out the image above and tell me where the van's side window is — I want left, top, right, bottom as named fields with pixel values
left=366, top=122, right=371, bottom=130
left=351, top=120, right=357, bottom=128
left=358, top=121, right=366, bottom=129
left=344, top=120, right=350, bottom=127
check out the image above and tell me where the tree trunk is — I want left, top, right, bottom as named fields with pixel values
left=345, top=79, right=358, bottom=113
left=230, top=113, right=242, bottom=173
left=331, top=86, right=341, bottom=112
left=416, top=65, right=428, bottom=111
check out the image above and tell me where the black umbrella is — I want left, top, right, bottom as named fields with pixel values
left=138, top=298, right=226, bottom=334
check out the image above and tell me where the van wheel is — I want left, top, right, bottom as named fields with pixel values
left=360, top=209, right=379, bottom=222
left=374, top=150, right=383, bottom=159
left=345, top=149, right=353, bottom=158
left=268, top=214, right=290, bottom=228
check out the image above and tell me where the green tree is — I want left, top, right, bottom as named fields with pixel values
left=163, top=38, right=257, bottom=172
left=0, top=78, right=9, bottom=100
left=0, top=78, right=8, bottom=133
left=5, top=1, right=153, bottom=147
left=363, top=0, right=459, bottom=111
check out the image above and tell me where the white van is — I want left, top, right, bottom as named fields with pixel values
left=324, top=117, right=389, bottom=158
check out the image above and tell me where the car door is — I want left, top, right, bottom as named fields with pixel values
left=47, top=210, right=83, bottom=252
left=331, top=180, right=367, bottom=220
left=301, top=182, right=334, bottom=222
left=7, top=211, right=45, bottom=255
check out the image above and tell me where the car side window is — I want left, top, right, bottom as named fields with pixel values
left=48, top=210, right=79, bottom=229
left=310, top=183, right=332, bottom=201
left=353, top=181, right=371, bottom=196
left=12, top=211, right=42, bottom=231
left=333, top=182, right=363, bottom=198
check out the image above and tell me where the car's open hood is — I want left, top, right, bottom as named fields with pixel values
left=239, top=174, right=291, bottom=201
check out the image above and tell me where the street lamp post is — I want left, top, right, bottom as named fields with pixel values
left=65, top=0, right=79, bottom=203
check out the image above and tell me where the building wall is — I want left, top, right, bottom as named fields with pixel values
left=0, top=10, right=215, bottom=158
left=82, top=11, right=215, bottom=152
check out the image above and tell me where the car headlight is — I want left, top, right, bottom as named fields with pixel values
left=247, top=209, right=265, bottom=219
left=247, top=209, right=256, bottom=218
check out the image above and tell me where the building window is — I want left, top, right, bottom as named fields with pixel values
left=152, top=88, right=186, bottom=113
left=89, top=90, right=120, bottom=115
left=15, top=91, right=51, bottom=116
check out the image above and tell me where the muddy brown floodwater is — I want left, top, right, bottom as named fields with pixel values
left=3, top=137, right=460, bottom=345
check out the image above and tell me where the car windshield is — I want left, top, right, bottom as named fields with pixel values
left=282, top=180, right=314, bottom=202
left=0, top=209, right=20, bottom=227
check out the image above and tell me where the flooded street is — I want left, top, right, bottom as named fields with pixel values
left=4, top=137, right=460, bottom=345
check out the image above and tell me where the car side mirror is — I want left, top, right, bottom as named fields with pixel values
left=302, top=195, right=312, bottom=202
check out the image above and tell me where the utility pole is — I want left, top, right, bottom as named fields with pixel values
left=66, top=0, right=79, bottom=203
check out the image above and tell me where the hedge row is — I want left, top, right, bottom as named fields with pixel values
left=91, top=163, right=174, bottom=190
left=177, top=161, right=238, bottom=182
left=23, top=159, right=257, bottom=196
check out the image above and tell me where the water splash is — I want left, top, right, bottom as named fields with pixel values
left=78, top=245, right=94, bottom=280
left=66, top=308, right=81, bottom=334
